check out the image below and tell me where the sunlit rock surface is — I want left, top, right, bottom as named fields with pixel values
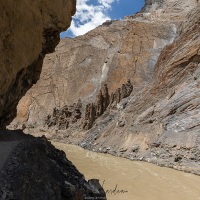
left=11, top=0, right=200, bottom=174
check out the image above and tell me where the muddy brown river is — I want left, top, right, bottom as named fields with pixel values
left=53, top=142, right=200, bottom=200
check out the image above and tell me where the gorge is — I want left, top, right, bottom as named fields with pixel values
left=11, top=0, right=200, bottom=176
left=1, top=0, right=200, bottom=199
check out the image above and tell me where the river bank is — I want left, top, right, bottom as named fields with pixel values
left=53, top=141, right=200, bottom=200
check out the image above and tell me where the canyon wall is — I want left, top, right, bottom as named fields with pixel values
left=11, top=0, right=200, bottom=174
left=11, top=1, right=177, bottom=127
left=0, top=0, right=106, bottom=199
left=0, top=0, right=76, bottom=127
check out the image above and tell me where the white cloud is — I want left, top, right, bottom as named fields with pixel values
left=66, top=0, right=119, bottom=37
left=98, top=0, right=118, bottom=9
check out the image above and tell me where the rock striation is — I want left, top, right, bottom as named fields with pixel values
left=83, top=80, right=133, bottom=130
left=43, top=80, right=132, bottom=131
left=11, top=5, right=176, bottom=128
left=46, top=99, right=82, bottom=130
left=10, top=0, right=200, bottom=174
left=0, top=0, right=76, bottom=128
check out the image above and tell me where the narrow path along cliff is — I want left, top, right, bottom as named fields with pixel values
left=0, top=130, right=34, bottom=171
left=0, top=130, right=106, bottom=199
left=0, top=142, right=19, bottom=171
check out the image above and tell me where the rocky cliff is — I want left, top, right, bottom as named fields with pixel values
left=0, top=0, right=106, bottom=199
left=10, top=0, right=200, bottom=174
left=0, top=0, right=76, bottom=128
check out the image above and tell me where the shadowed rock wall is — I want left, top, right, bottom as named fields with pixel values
left=0, top=0, right=76, bottom=127
left=0, top=1, right=107, bottom=199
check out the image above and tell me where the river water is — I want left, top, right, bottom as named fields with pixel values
left=53, top=142, right=200, bottom=200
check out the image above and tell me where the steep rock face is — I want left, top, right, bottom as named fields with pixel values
left=80, top=4, right=200, bottom=174
left=0, top=0, right=76, bottom=127
left=11, top=5, right=177, bottom=128
left=82, top=81, right=133, bottom=130
left=11, top=0, right=200, bottom=174
left=141, top=0, right=197, bottom=16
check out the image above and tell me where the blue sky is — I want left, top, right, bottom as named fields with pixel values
left=60, top=0, right=145, bottom=38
